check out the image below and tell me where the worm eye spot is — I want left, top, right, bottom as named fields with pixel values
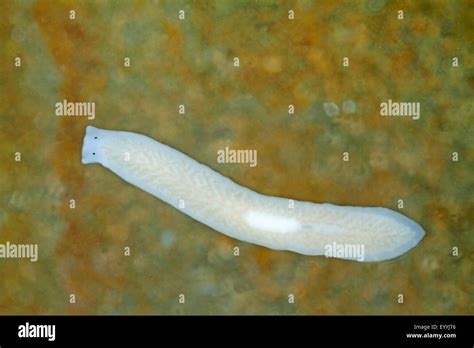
left=92, top=152, right=96, bottom=155
left=94, top=137, right=97, bottom=139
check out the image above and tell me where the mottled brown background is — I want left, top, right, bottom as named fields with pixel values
left=0, top=0, right=472, bottom=314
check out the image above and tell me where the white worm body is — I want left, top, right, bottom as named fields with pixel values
left=81, top=126, right=425, bottom=262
